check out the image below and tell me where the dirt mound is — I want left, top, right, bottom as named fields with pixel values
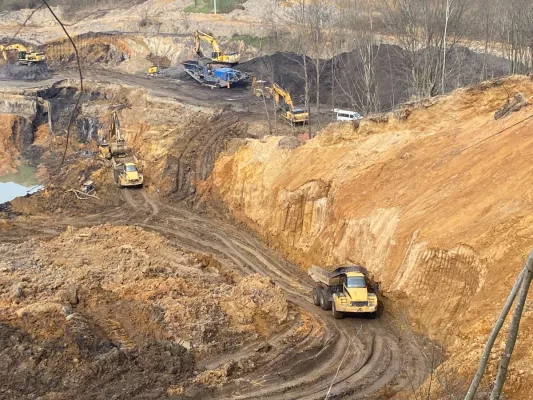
left=0, top=63, right=52, bottom=81
left=241, top=46, right=510, bottom=112
left=208, top=76, right=533, bottom=399
left=239, top=51, right=314, bottom=105
left=0, top=224, right=289, bottom=398
left=45, top=32, right=193, bottom=73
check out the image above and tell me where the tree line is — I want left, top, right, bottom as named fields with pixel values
left=259, top=0, right=533, bottom=120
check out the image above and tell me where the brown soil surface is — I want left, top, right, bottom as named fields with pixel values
left=0, top=175, right=432, bottom=400
left=208, top=75, right=533, bottom=399
left=0, top=222, right=289, bottom=399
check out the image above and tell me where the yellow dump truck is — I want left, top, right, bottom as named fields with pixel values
left=309, top=265, right=379, bottom=319
left=111, top=155, right=143, bottom=188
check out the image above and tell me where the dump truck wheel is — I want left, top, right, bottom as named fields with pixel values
left=320, top=288, right=332, bottom=310
left=332, top=302, right=344, bottom=319
left=369, top=311, right=378, bottom=319
left=312, top=287, right=321, bottom=306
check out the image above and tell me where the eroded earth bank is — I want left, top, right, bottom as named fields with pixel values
left=207, top=76, right=533, bottom=399
left=1, top=75, right=430, bottom=400
left=1, top=57, right=532, bottom=400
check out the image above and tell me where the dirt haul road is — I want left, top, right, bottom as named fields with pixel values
left=3, top=189, right=430, bottom=399
left=0, top=68, right=257, bottom=113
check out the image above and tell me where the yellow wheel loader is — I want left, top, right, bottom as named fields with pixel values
left=309, top=266, right=379, bottom=319
left=147, top=65, right=161, bottom=77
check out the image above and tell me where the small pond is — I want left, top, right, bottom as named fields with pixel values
left=0, top=164, right=43, bottom=203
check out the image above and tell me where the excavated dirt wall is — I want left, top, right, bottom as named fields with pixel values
left=207, top=76, right=533, bottom=399
left=0, top=93, right=52, bottom=175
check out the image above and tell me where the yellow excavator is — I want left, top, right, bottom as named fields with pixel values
left=252, top=77, right=309, bottom=125
left=0, top=44, right=46, bottom=65
left=98, top=112, right=143, bottom=188
left=194, top=30, right=240, bottom=65
left=272, top=83, right=309, bottom=125
left=98, top=111, right=128, bottom=160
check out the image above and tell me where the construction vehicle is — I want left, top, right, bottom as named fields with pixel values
left=183, top=60, right=248, bottom=88
left=309, top=265, right=379, bottom=319
left=251, top=76, right=271, bottom=97
left=251, top=77, right=309, bottom=125
left=98, top=112, right=143, bottom=188
left=0, top=44, right=46, bottom=65
left=98, top=111, right=129, bottom=160
left=111, top=155, right=143, bottom=188
left=147, top=65, right=162, bottom=77
left=271, top=83, right=309, bottom=125
left=194, top=30, right=240, bottom=65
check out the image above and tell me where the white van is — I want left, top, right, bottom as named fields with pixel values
left=332, top=109, right=363, bottom=121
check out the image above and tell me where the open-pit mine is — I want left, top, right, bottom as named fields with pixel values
left=1, top=1, right=533, bottom=400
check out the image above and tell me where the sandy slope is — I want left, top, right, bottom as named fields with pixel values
left=208, top=75, right=533, bottom=399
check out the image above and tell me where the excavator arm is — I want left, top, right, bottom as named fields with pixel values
left=0, top=43, right=28, bottom=61
left=271, top=83, right=295, bottom=111
left=194, top=30, right=222, bottom=59
left=194, top=30, right=240, bottom=65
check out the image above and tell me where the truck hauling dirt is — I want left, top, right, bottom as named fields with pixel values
left=309, top=265, right=379, bottom=319
left=111, top=155, right=143, bottom=188
left=98, top=111, right=143, bottom=188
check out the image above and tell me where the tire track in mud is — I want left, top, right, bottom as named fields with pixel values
left=112, top=197, right=431, bottom=399
left=12, top=193, right=428, bottom=399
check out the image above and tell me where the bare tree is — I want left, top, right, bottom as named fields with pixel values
left=490, top=250, right=533, bottom=399
left=379, top=0, right=469, bottom=99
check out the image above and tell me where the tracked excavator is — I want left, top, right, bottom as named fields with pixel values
left=194, top=30, right=240, bottom=65
left=98, top=112, right=143, bottom=188
left=0, top=43, right=46, bottom=65
left=252, top=77, right=309, bottom=125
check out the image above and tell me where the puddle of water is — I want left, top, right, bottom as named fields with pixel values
left=0, top=164, right=43, bottom=203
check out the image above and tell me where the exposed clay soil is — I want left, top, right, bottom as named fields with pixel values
left=208, top=75, right=533, bottom=399
left=0, top=223, right=289, bottom=399
left=0, top=71, right=433, bottom=400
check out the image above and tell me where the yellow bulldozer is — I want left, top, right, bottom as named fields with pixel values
left=194, top=30, right=240, bottom=65
left=0, top=43, right=46, bottom=65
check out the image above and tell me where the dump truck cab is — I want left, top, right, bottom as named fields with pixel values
left=309, top=265, right=379, bottom=319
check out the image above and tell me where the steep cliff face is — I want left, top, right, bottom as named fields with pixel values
left=208, top=76, right=533, bottom=398
left=0, top=114, right=35, bottom=175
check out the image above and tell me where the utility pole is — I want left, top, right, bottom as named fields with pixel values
left=214, top=0, right=217, bottom=14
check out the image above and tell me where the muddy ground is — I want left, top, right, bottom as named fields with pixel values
left=0, top=3, right=517, bottom=396
left=0, top=66, right=434, bottom=399
left=1, top=188, right=432, bottom=400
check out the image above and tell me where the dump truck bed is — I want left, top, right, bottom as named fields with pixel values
left=111, top=155, right=137, bottom=168
left=309, top=265, right=370, bottom=286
